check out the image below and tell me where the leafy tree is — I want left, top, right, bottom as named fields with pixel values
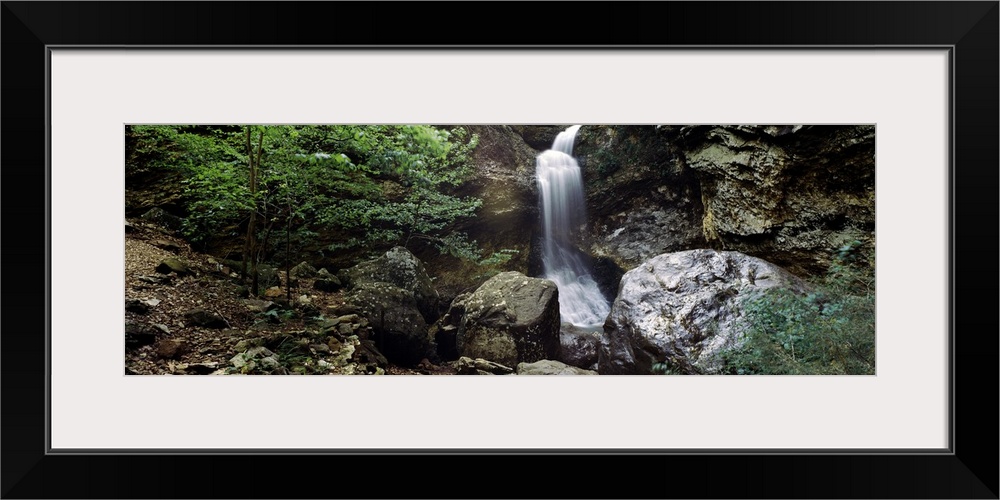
left=126, top=124, right=502, bottom=298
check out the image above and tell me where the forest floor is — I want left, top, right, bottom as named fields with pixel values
left=124, top=219, right=456, bottom=375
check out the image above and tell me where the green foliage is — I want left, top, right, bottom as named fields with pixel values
left=127, top=125, right=488, bottom=265
left=722, top=240, right=875, bottom=375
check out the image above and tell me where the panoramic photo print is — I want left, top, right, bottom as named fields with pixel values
left=125, top=125, right=875, bottom=375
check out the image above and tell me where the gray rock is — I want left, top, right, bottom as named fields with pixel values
left=456, top=271, right=561, bottom=368
left=156, top=257, right=192, bottom=276
left=259, top=356, right=281, bottom=371
left=233, top=338, right=264, bottom=352
left=290, top=261, right=318, bottom=279
left=516, top=359, right=598, bottom=375
left=155, top=339, right=188, bottom=359
left=346, top=281, right=432, bottom=366
left=558, top=325, right=601, bottom=370
left=230, top=352, right=252, bottom=369
left=242, top=299, right=277, bottom=313
left=150, top=239, right=183, bottom=252
left=599, top=249, right=809, bottom=375
left=137, top=274, right=172, bottom=285
left=174, top=362, right=219, bottom=375
left=246, top=346, right=275, bottom=358
left=339, top=247, right=440, bottom=323
left=183, top=309, right=228, bottom=329
left=125, top=322, right=158, bottom=349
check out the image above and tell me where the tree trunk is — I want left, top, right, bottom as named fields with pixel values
left=250, top=129, right=265, bottom=296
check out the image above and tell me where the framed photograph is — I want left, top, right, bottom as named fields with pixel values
left=3, top=2, right=996, bottom=498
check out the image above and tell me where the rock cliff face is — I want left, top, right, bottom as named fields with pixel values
left=571, top=125, right=875, bottom=277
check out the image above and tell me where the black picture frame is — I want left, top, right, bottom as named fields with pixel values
left=2, top=2, right=996, bottom=498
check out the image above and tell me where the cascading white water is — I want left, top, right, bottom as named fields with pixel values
left=536, top=125, right=610, bottom=327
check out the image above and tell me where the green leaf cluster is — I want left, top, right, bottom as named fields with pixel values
left=126, top=125, right=487, bottom=265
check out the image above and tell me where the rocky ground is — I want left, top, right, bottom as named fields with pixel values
left=124, top=219, right=455, bottom=375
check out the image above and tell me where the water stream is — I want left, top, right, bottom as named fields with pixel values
left=536, top=125, right=610, bottom=327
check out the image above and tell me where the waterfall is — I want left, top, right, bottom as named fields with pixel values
left=536, top=125, right=610, bottom=327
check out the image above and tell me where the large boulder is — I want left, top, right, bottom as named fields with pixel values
left=339, top=247, right=440, bottom=323
left=345, top=282, right=432, bottom=366
left=685, top=126, right=875, bottom=275
left=599, top=249, right=809, bottom=375
left=456, top=271, right=561, bottom=367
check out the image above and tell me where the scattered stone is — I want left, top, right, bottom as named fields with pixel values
left=125, top=299, right=149, bottom=314
left=138, top=274, right=172, bottom=285
left=153, top=324, right=171, bottom=335
left=230, top=352, right=253, bottom=369
left=183, top=308, right=228, bottom=329
left=155, top=339, right=188, bottom=359
left=150, top=239, right=183, bottom=252
left=125, top=322, right=158, bottom=349
left=259, top=356, right=281, bottom=371
left=299, top=302, right=321, bottom=318
left=516, top=359, right=598, bottom=375
left=233, top=338, right=264, bottom=352
left=246, top=346, right=275, bottom=358
left=327, top=337, right=343, bottom=352
left=242, top=299, right=277, bottom=313
left=455, top=356, right=514, bottom=375
left=264, top=286, right=283, bottom=298
left=457, top=272, right=560, bottom=367
left=174, top=362, right=219, bottom=375
left=310, top=343, right=331, bottom=354
left=336, top=314, right=360, bottom=324
left=125, top=220, right=135, bottom=233
left=156, top=257, right=192, bottom=276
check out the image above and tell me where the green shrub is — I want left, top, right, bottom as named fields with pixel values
left=722, top=241, right=875, bottom=375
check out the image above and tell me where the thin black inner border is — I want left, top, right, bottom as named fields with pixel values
left=45, top=45, right=954, bottom=455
